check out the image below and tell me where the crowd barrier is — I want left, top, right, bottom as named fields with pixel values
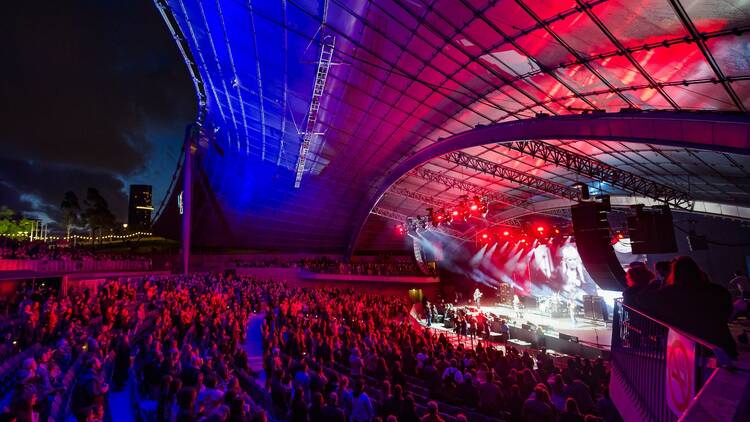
left=609, top=298, right=733, bottom=422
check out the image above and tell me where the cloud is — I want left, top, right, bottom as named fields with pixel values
left=0, top=158, right=128, bottom=228
left=0, top=0, right=194, bottom=227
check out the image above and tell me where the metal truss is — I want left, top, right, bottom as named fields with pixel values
left=444, top=151, right=581, bottom=201
left=370, top=206, right=464, bottom=239
left=370, top=206, right=408, bottom=223
left=294, top=33, right=335, bottom=188
left=410, top=167, right=529, bottom=208
left=388, top=185, right=450, bottom=209
left=504, top=141, right=693, bottom=208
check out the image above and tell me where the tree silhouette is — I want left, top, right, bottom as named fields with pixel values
left=60, top=191, right=81, bottom=239
left=83, top=188, right=116, bottom=243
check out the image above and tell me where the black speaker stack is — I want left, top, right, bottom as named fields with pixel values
left=571, top=198, right=626, bottom=290
left=583, top=295, right=607, bottom=321
left=496, top=283, right=514, bottom=305
left=627, top=204, right=678, bottom=254
left=686, top=231, right=709, bottom=251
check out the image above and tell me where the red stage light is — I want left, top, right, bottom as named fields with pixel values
left=502, top=230, right=510, bottom=236
left=482, top=233, right=488, bottom=239
left=554, top=228, right=560, bottom=234
left=470, top=204, right=479, bottom=211
left=452, top=210, right=459, bottom=216
left=617, top=232, right=625, bottom=239
left=536, top=226, right=545, bottom=232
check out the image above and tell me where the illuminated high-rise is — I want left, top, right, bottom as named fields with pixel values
left=127, top=184, right=152, bottom=232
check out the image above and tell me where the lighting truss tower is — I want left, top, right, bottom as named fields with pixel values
left=504, top=140, right=693, bottom=208
left=294, top=34, right=335, bottom=188
left=444, top=151, right=581, bottom=201
left=410, top=167, right=529, bottom=208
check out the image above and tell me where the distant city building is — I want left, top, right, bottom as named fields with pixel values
left=127, top=185, right=153, bottom=231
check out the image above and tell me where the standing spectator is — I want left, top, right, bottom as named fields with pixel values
left=321, top=392, right=345, bottom=422
left=308, top=392, right=325, bottom=422
left=478, top=371, right=503, bottom=415
left=71, top=358, right=109, bottom=422
left=350, top=379, right=374, bottom=422
left=522, top=384, right=556, bottom=422
left=622, top=266, right=654, bottom=307
left=420, top=401, right=445, bottom=422
left=640, top=256, right=737, bottom=359
left=652, top=261, right=671, bottom=289
left=559, top=398, right=585, bottom=422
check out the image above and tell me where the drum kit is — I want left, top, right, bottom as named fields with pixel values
left=538, top=293, right=570, bottom=318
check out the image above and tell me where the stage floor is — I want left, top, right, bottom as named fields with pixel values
left=455, top=303, right=612, bottom=349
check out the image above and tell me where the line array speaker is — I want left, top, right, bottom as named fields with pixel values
left=571, top=200, right=626, bottom=291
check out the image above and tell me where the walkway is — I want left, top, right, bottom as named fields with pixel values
left=107, top=379, right=137, bottom=422
left=244, top=313, right=266, bottom=387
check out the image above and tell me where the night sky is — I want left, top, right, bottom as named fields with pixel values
left=1, top=0, right=195, bottom=227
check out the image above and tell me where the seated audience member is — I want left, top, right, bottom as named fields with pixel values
left=640, top=256, right=737, bottom=359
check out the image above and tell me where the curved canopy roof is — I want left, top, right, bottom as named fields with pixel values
left=156, top=0, right=750, bottom=252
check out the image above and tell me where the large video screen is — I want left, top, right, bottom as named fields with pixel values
left=433, top=238, right=599, bottom=302
left=417, top=231, right=623, bottom=305
left=509, top=241, right=600, bottom=300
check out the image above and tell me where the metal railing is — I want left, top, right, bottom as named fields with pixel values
left=0, top=258, right=152, bottom=273
left=611, top=298, right=732, bottom=422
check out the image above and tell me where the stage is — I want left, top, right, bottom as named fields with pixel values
left=423, top=302, right=612, bottom=359
left=480, top=303, right=611, bottom=349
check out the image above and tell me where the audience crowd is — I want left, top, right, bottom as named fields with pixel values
left=2, top=254, right=735, bottom=421
left=0, top=239, right=150, bottom=264
left=235, top=256, right=433, bottom=277
left=0, top=272, right=621, bottom=422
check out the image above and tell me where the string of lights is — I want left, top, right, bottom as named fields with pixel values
left=0, top=232, right=155, bottom=242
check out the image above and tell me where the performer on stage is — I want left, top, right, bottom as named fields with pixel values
left=560, top=243, right=587, bottom=300
left=513, top=294, right=523, bottom=319
left=568, top=297, right=577, bottom=326
left=473, top=288, right=483, bottom=309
